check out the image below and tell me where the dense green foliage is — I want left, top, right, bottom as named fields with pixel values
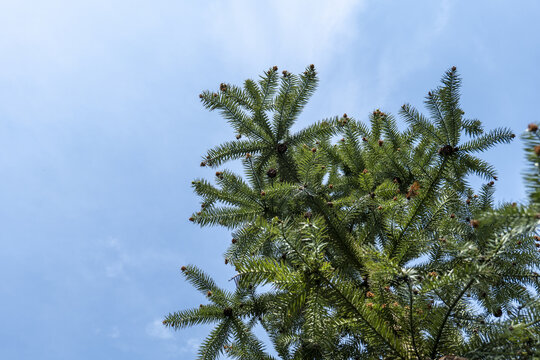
left=164, top=66, right=540, bottom=359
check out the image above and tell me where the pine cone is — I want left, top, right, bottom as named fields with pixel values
left=266, top=168, right=277, bottom=178
left=407, top=181, right=420, bottom=198
left=223, top=307, right=233, bottom=317
left=438, top=144, right=455, bottom=156
left=277, top=143, right=288, bottom=154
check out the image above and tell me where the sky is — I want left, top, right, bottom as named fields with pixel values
left=0, top=0, right=539, bottom=359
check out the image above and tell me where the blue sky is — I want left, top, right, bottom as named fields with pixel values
left=0, top=0, right=539, bottom=359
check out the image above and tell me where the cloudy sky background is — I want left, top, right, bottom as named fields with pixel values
left=1, top=0, right=539, bottom=358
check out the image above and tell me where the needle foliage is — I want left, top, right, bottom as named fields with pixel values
left=164, top=66, right=540, bottom=359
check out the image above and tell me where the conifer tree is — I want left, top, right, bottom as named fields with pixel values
left=164, top=66, right=540, bottom=359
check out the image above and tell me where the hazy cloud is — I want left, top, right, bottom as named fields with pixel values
left=108, top=326, right=120, bottom=339
left=178, top=337, right=200, bottom=354
left=202, top=0, right=367, bottom=67
left=146, top=319, right=173, bottom=340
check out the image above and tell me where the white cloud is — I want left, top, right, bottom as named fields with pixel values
left=105, top=261, right=125, bottom=278
left=202, top=0, right=367, bottom=68
left=434, top=0, right=452, bottom=33
left=146, top=319, right=173, bottom=340
left=370, top=1, right=455, bottom=105
left=0, top=0, right=367, bottom=78
left=103, top=237, right=130, bottom=279
left=183, top=338, right=200, bottom=353
left=90, top=236, right=184, bottom=281
left=177, top=337, right=200, bottom=354
left=108, top=326, right=120, bottom=339
left=161, top=337, right=201, bottom=357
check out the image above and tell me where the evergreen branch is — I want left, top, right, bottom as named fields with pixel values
left=195, top=206, right=263, bottom=228
left=229, top=318, right=276, bottom=360
left=180, top=265, right=231, bottom=305
left=258, top=67, right=280, bottom=109
left=235, top=257, right=298, bottom=288
left=391, top=158, right=448, bottom=263
left=273, top=73, right=296, bottom=140
left=429, top=277, right=475, bottom=359
left=204, top=140, right=263, bottom=167
left=222, top=84, right=255, bottom=110
left=439, top=67, right=462, bottom=145
left=308, top=195, right=366, bottom=272
left=459, top=128, right=514, bottom=153
left=399, top=105, right=439, bottom=143
left=163, top=306, right=223, bottom=329
left=424, top=93, right=452, bottom=145
left=276, top=66, right=318, bottom=140
left=201, top=91, right=270, bottom=143
left=407, top=280, right=423, bottom=360
left=244, top=79, right=262, bottom=106
left=193, top=176, right=257, bottom=208
left=248, top=71, right=276, bottom=137
left=198, top=319, right=232, bottom=360
left=286, top=118, right=338, bottom=147
left=461, top=118, right=484, bottom=137
left=276, top=222, right=408, bottom=359
left=458, top=154, right=497, bottom=180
